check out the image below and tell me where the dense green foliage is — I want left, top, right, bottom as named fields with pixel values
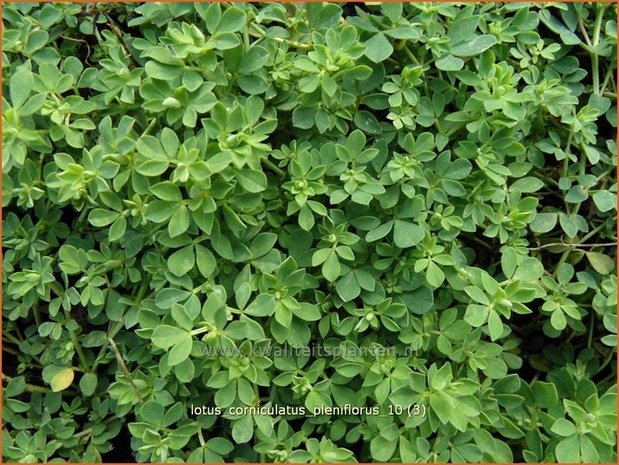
left=2, top=1, right=618, bottom=463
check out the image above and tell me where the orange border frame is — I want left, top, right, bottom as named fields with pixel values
left=0, top=1, right=617, bottom=464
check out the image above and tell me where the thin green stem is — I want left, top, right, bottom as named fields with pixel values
left=562, top=127, right=574, bottom=179
left=142, top=118, right=158, bottom=136
left=90, top=278, right=151, bottom=372
left=591, top=56, right=600, bottom=95
left=403, top=45, right=420, bottom=66
left=600, top=68, right=613, bottom=95
left=471, top=236, right=494, bottom=251
left=102, top=12, right=138, bottom=66
left=578, top=15, right=593, bottom=48
left=595, top=349, right=617, bottom=376
left=70, top=331, right=90, bottom=372
left=261, top=157, right=285, bottom=177
left=555, top=249, right=572, bottom=270
left=590, top=4, right=607, bottom=96
left=31, top=300, right=42, bottom=328
left=529, top=241, right=616, bottom=251
left=74, top=416, right=118, bottom=439
left=249, top=23, right=311, bottom=50
left=587, top=311, right=595, bottom=349
left=190, top=326, right=212, bottom=337
left=243, top=21, right=251, bottom=52
left=2, top=346, right=20, bottom=356
left=4, top=332, right=23, bottom=345
left=108, top=337, right=144, bottom=403
left=580, top=222, right=610, bottom=243
left=2, top=374, right=52, bottom=394
left=197, top=428, right=207, bottom=447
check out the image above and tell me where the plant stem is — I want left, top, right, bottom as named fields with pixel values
left=595, top=348, right=617, bottom=376
left=529, top=241, right=616, bottom=251
left=243, top=22, right=251, bottom=52
left=197, top=428, right=207, bottom=447
left=580, top=222, right=610, bottom=243
left=562, top=127, right=574, bottom=179
left=142, top=118, right=158, bottom=136
left=91, top=318, right=126, bottom=373
left=471, top=236, right=493, bottom=250
left=261, top=157, right=285, bottom=177
left=31, top=300, right=42, bottom=327
left=102, top=12, right=138, bottom=66
left=190, top=326, right=211, bottom=336
left=249, top=23, right=311, bottom=50
left=69, top=329, right=90, bottom=372
left=587, top=311, right=595, bottom=349
left=74, top=416, right=118, bottom=439
left=403, top=45, right=420, bottom=65
left=2, top=346, right=20, bottom=356
left=4, top=332, right=23, bottom=346
left=590, top=4, right=607, bottom=96
left=108, top=337, right=144, bottom=403
left=2, top=373, right=53, bottom=394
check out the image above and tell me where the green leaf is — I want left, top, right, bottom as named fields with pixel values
left=354, top=111, right=382, bottom=135
left=168, top=245, right=195, bottom=277
left=217, top=7, right=246, bottom=33
left=245, top=294, right=276, bottom=317
left=464, top=286, right=489, bottom=304
left=109, top=216, right=127, bottom=242
left=366, top=221, right=392, bottom=242
left=464, top=304, right=489, bottom=327
left=231, top=415, right=253, bottom=443
left=364, top=33, right=393, bottom=63
left=514, top=257, right=544, bottom=281
left=151, top=181, right=182, bottom=201
left=293, top=302, right=322, bottom=322
left=89, top=208, right=119, bottom=227
left=239, top=46, right=270, bottom=74
left=336, top=273, right=360, bottom=302
left=196, top=244, right=217, bottom=278
left=555, top=434, right=580, bottom=462
left=559, top=213, right=579, bottom=237
left=426, top=261, right=445, bottom=288
left=10, top=66, right=33, bottom=108
left=429, top=392, right=452, bottom=424
left=322, top=251, right=340, bottom=282
left=140, top=400, right=164, bottom=426
left=550, top=308, right=567, bottom=330
left=144, top=201, right=177, bottom=223
left=451, top=35, right=497, bottom=56
left=586, top=252, right=614, bottom=274
left=168, top=335, right=193, bottom=366
left=236, top=168, right=267, bottom=193
left=152, top=325, right=189, bottom=349
left=370, top=436, right=398, bottom=461
left=393, top=220, right=424, bottom=248
left=51, top=368, right=74, bottom=392
left=531, top=381, right=558, bottom=408
left=530, top=213, right=558, bottom=233
left=312, top=248, right=331, bottom=266
left=551, top=419, right=577, bottom=437
left=214, top=32, right=241, bottom=50
left=207, top=151, right=232, bottom=173
left=169, top=205, right=190, bottom=238
left=487, top=310, right=504, bottom=341
left=511, top=177, right=545, bottom=193
left=172, top=304, right=195, bottom=331
left=436, top=55, right=464, bottom=71
left=592, top=191, right=616, bottom=212
left=79, top=373, right=98, bottom=396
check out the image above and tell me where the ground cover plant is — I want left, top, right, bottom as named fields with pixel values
left=2, top=1, right=618, bottom=463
